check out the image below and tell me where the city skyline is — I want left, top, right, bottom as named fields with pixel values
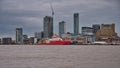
left=0, top=0, right=120, bottom=39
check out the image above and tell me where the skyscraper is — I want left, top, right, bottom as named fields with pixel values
left=43, top=16, right=53, bottom=38
left=74, top=13, right=79, bottom=35
left=16, top=28, right=23, bottom=44
left=59, top=21, right=66, bottom=36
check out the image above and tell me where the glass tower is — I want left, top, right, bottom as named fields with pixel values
left=74, top=13, right=79, bottom=35
left=59, top=21, right=66, bottom=37
left=16, top=28, right=23, bottom=44
left=43, top=16, right=53, bottom=38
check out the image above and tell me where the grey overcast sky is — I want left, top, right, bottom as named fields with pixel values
left=0, top=0, right=120, bottom=39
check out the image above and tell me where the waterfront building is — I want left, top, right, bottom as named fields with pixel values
left=43, top=16, right=53, bottom=38
left=96, top=23, right=118, bottom=42
left=0, top=38, right=1, bottom=45
left=40, top=31, right=44, bottom=39
left=29, top=37, right=37, bottom=45
left=35, top=31, right=44, bottom=39
left=23, top=35, right=28, bottom=40
left=35, top=32, right=41, bottom=39
left=61, top=33, right=73, bottom=41
left=16, top=28, right=23, bottom=44
left=76, top=35, right=87, bottom=44
left=74, top=13, right=79, bottom=35
left=92, top=24, right=100, bottom=34
left=82, top=27, right=94, bottom=43
left=59, top=21, right=66, bottom=37
left=35, top=31, right=44, bottom=43
left=23, top=35, right=29, bottom=44
left=61, top=34, right=87, bottom=44
left=2, top=37, right=12, bottom=45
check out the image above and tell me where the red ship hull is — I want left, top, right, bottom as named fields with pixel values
left=38, top=40, right=71, bottom=45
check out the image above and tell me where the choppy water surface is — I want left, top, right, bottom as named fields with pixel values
left=0, top=45, right=120, bottom=68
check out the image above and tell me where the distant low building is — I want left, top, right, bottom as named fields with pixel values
left=29, top=37, right=37, bottom=45
left=0, top=38, right=1, bottom=45
left=2, top=37, right=12, bottom=45
left=35, top=31, right=44, bottom=39
left=61, top=34, right=72, bottom=41
left=35, top=31, right=44, bottom=43
left=23, top=35, right=29, bottom=44
left=61, top=34, right=87, bottom=44
left=76, top=35, right=87, bottom=44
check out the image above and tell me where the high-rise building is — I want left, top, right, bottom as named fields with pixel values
left=92, top=24, right=100, bottom=34
left=74, top=13, right=79, bottom=35
left=59, top=21, right=66, bottom=36
left=43, top=16, right=53, bottom=38
left=16, top=28, right=23, bottom=44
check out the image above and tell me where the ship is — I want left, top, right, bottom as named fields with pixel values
left=38, top=34, right=71, bottom=45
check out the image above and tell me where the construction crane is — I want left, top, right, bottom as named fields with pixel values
left=50, top=3, right=54, bottom=17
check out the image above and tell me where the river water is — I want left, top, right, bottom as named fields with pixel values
left=0, top=45, right=120, bottom=68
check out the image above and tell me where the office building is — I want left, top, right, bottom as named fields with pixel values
left=74, top=13, right=79, bottom=35
left=16, top=28, right=23, bottom=44
left=82, top=27, right=94, bottom=35
left=43, top=16, right=53, bottom=38
left=2, top=37, right=12, bottom=45
left=23, top=35, right=29, bottom=44
left=59, top=21, right=66, bottom=37
left=35, top=32, right=42, bottom=39
left=92, top=24, right=100, bottom=34
left=82, top=27, right=94, bottom=43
